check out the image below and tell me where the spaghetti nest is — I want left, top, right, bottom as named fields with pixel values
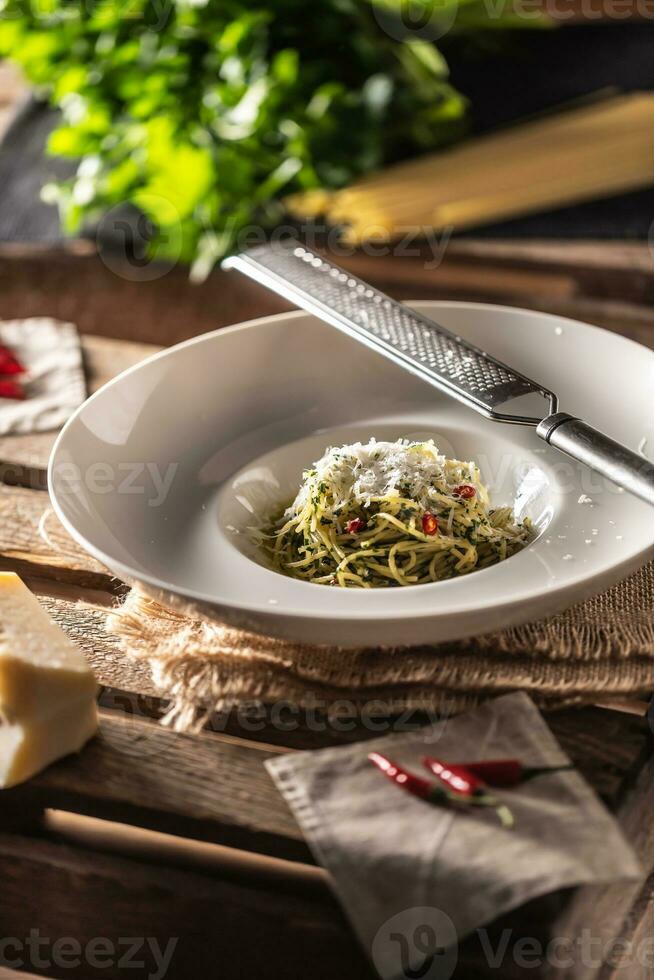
left=258, top=440, right=532, bottom=588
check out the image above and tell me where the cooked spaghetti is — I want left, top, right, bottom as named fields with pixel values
left=258, top=439, right=532, bottom=588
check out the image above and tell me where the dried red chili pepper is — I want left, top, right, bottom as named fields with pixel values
left=368, top=752, right=448, bottom=803
left=452, top=484, right=476, bottom=500
left=421, top=512, right=438, bottom=536
left=453, top=758, right=573, bottom=787
left=0, top=379, right=25, bottom=400
left=346, top=518, right=366, bottom=534
left=0, top=345, right=25, bottom=376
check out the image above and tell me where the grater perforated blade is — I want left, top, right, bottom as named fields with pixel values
left=223, top=239, right=654, bottom=507
left=223, top=240, right=556, bottom=425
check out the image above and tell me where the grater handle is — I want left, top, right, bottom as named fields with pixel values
left=537, top=414, right=654, bottom=507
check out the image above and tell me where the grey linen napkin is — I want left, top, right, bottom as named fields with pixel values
left=266, top=693, right=640, bottom=980
left=0, top=318, right=86, bottom=434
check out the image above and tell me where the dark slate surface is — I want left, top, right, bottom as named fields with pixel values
left=0, top=98, right=69, bottom=242
left=448, top=23, right=654, bottom=239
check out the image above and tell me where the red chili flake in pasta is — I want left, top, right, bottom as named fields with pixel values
left=421, top=512, right=438, bottom=536
left=0, top=379, right=25, bottom=400
left=452, top=484, right=476, bottom=500
left=346, top=518, right=366, bottom=534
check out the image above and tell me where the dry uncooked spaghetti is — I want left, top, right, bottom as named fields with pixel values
left=257, top=439, right=532, bottom=588
left=286, top=94, right=654, bottom=243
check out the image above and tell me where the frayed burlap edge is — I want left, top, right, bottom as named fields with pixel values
left=106, top=561, right=654, bottom=732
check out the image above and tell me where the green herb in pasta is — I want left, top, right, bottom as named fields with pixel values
left=256, top=439, right=532, bottom=588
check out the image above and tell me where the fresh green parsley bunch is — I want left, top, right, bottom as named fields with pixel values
left=0, top=0, right=547, bottom=275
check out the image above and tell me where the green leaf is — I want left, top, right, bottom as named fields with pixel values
left=0, top=0, right=554, bottom=278
left=403, top=40, right=448, bottom=78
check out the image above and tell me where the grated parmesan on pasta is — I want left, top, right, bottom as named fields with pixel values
left=291, top=439, right=485, bottom=516
left=257, top=438, right=532, bottom=589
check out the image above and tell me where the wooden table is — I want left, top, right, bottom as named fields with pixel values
left=0, top=241, right=653, bottom=980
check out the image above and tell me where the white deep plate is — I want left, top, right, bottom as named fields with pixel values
left=49, top=302, right=654, bottom=647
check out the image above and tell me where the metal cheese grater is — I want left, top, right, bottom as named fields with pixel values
left=223, top=240, right=654, bottom=506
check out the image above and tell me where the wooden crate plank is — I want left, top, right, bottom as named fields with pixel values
left=2, top=709, right=309, bottom=863
left=38, top=813, right=594, bottom=980
left=1, top=240, right=650, bottom=356
left=549, top=753, right=654, bottom=980
left=339, top=254, right=654, bottom=349
left=0, top=832, right=371, bottom=980
left=0, top=484, right=117, bottom=590
left=38, top=592, right=155, bottom=700
left=81, top=334, right=161, bottom=391
left=545, top=707, right=652, bottom=809
left=443, top=239, right=654, bottom=275
left=0, top=246, right=292, bottom=347
left=610, top=874, right=654, bottom=980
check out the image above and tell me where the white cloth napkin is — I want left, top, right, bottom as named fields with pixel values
left=0, top=318, right=86, bottom=435
left=266, top=693, right=641, bottom=980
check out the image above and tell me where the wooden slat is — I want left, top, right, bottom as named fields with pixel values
left=0, top=246, right=293, bottom=347
left=0, top=484, right=116, bottom=588
left=551, top=753, right=654, bottom=980
left=80, top=333, right=162, bottom=389
left=339, top=249, right=654, bottom=349
left=1, top=242, right=653, bottom=354
left=444, top=239, right=654, bottom=274
left=2, top=709, right=309, bottom=863
left=0, top=820, right=599, bottom=980
left=39, top=591, right=155, bottom=699
left=0, top=832, right=371, bottom=980
left=610, top=873, right=654, bottom=980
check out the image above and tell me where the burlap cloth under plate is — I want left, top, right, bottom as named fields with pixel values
left=106, top=560, right=654, bottom=731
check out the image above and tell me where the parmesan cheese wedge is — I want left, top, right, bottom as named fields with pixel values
left=0, top=572, right=98, bottom=788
